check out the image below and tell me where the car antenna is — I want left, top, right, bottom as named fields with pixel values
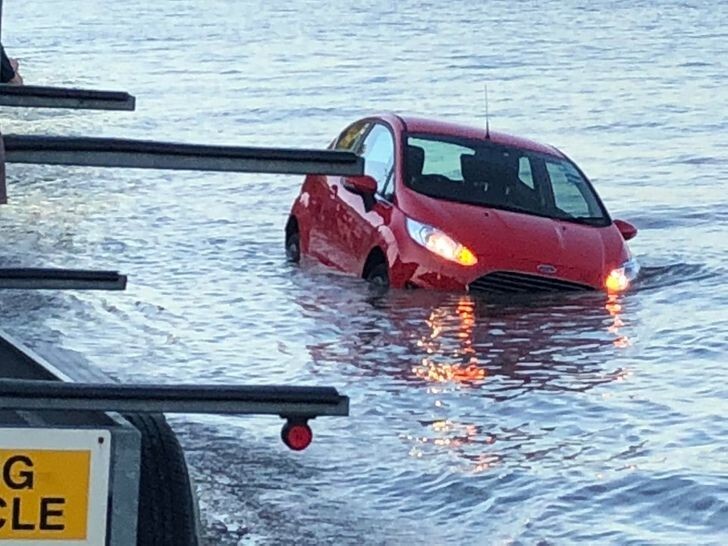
left=484, top=84, right=491, bottom=140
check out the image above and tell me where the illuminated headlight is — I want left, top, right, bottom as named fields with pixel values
left=605, top=257, right=640, bottom=293
left=406, top=218, right=477, bottom=266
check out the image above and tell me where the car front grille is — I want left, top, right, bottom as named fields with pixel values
left=468, top=271, right=593, bottom=294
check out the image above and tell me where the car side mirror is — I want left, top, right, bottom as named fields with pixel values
left=343, top=175, right=378, bottom=196
left=342, top=175, right=378, bottom=212
left=614, top=219, right=638, bottom=241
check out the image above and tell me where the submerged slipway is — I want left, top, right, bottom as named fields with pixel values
left=2, top=0, right=727, bottom=544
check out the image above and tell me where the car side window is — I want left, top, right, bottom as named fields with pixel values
left=335, top=121, right=370, bottom=151
left=360, top=124, right=395, bottom=200
left=518, top=157, right=535, bottom=189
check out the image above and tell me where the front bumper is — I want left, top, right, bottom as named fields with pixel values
left=390, top=242, right=603, bottom=293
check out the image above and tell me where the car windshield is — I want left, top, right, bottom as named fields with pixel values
left=405, top=134, right=609, bottom=226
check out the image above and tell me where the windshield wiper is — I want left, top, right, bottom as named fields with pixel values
left=571, top=216, right=606, bottom=226
left=550, top=209, right=605, bottom=226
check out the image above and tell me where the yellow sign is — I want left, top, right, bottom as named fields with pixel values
left=0, top=449, right=90, bottom=539
left=0, top=429, right=110, bottom=545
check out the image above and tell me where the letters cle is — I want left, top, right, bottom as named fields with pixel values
left=1, top=455, right=66, bottom=531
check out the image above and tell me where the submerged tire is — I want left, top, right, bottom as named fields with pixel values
left=366, top=263, right=390, bottom=290
left=123, top=413, right=199, bottom=546
left=285, top=231, right=301, bottom=263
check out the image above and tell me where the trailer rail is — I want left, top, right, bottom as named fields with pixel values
left=0, top=380, right=349, bottom=418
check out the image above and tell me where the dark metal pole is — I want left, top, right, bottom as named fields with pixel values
left=0, top=268, right=127, bottom=290
left=3, top=134, right=365, bottom=176
left=0, top=85, right=136, bottom=110
left=0, top=379, right=350, bottom=418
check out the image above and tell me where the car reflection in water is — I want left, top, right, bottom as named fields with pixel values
left=295, top=278, right=636, bottom=474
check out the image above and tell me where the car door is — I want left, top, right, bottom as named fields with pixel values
left=334, top=123, right=396, bottom=274
left=307, top=120, right=370, bottom=269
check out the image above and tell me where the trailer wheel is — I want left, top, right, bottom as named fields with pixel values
left=123, top=413, right=199, bottom=546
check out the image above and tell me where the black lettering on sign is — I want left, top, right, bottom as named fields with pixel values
left=3, top=455, right=34, bottom=490
left=11, top=498, right=34, bottom=530
left=0, top=496, right=5, bottom=528
left=39, top=497, right=65, bottom=531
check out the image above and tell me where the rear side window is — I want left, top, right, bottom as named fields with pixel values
left=335, top=122, right=369, bottom=151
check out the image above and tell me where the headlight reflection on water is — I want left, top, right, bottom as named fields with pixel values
left=412, top=296, right=487, bottom=386
left=606, top=294, right=632, bottom=350
left=408, top=296, right=498, bottom=472
left=402, top=290, right=636, bottom=472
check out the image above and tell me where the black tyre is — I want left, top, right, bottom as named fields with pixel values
left=285, top=231, right=301, bottom=263
left=366, top=263, right=389, bottom=289
left=123, top=413, right=199, bottom=546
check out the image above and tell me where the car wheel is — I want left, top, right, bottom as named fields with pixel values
left=366, top=263, right=389, bottom=289
left=285, top=231, right=301, bottom=263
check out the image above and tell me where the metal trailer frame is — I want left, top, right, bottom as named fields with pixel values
left=0, top=2, right=359, bottom=543
left=0, top=332, right=144, bottom=546
left=0, top=331, right=349, bottom=545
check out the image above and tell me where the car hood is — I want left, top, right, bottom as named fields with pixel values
left=398, top=194, right=627, bottom=286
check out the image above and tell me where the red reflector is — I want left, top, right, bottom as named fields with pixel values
left=282, top=422, right=313, bottom=451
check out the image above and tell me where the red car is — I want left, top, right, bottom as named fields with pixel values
left=285, top=114, right=639, bottom=294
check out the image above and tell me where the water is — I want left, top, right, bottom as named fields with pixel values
left=1, top=0, right=727, bottom=544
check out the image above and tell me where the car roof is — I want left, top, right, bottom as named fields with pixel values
left=385, top=114, right=565, bottom=158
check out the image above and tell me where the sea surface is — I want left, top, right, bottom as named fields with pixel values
left=1, top=0, right=726, bottom=544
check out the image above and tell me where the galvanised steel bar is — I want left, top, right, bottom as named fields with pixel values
left=0, top=84, right=136, bottom=110
left=0, top=380, right=350, bottom=418
left=3, top=134, right=364, bottom=176
left=0, top=268, right=127, bottom=290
